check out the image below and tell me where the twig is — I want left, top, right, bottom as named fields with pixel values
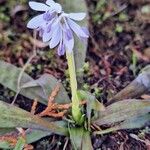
left=31, top=100, right=38, bottom=115
left=63, top=138, right=69, bottom=150
left=11, top=30, right=37, bottom=105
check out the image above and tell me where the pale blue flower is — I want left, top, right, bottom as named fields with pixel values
left=27, top=1, right=89, bottom=55
left=27, top=0, right=61, bottom=29
left=28, top=0, right=62, bottom=13
left=49, top=13, right=89, bottom=55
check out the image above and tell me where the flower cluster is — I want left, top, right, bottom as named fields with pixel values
left=27, top=0, right=89, bottom=55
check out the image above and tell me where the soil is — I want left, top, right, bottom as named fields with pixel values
left=0, top=0, right=150, bottom=149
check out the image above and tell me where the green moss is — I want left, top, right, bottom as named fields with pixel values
left=119, top=13, right=128, bottom=21
left=115, top=24, right=123, bottom=33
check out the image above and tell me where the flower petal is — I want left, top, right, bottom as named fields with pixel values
left=42, top=20, right=54, bottom=42
left=64, top=33, right=74, bottom=53
left=46, top=0, right=55, bottom=5
left=67, top=19, right=88, bottom=38
left=69, top=13, right=86, bottom=21
left=66, top=38, right=74, bottom=53
left=43, top=11, right=55, bottom=21
left=57, top=42, right=65, bottom=56
left=51, top=3, right=62, bottom=13
left=81, top=27, right=90, bottom=36
left=49, top=23, right=61, bottom=48
left=65, top=29, right=73, bottom=41
left=42, top=29, right=52, bottom=42
left=27, top=14, right=44, bottom=29
left=57, top=30, right=65, bottom=55
left=29, top=1, right=50, bottom=11
left=46, top=0, right=62, bottom=13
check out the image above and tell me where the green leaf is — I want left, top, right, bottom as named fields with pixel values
left=0, top=128, right=15, bottom=136
left=108, top=65, right=150, bottom=104
left=21, top=74, right=70, bottom=104
left=94, top=100, right=150, bottom=125
left=0, top=121, right=67, bottom=149
left=0, top=61, right=70, bottom=105
left=69, top=127, right=84, bottom=150
left=25, top=129, right=51, bottom=144
left=77, top=90, right=105, bottom=129
left=0, top=129, right=16, bottom=149
left=77, top=90, right=105, bottom=111
left=0, top=130, right=51, bottom=150
left=14, top=137, right=25, bottom=150
left=0, top=141, right=13, bottom=149
left=0, top=101, right=68, bottom=136
left=94, top=113, right=150, bottom=135
left=82, top=131, right=93, bottom=150
left=69, top=127, right=93, bottom=150
left=59, top=0, right=88, bottom=85
left=116, top=113, right=150, bottom=129
left=25, top=120, right=66, bottom=144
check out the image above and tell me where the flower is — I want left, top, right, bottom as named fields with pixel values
left=28, top=0, right=62, bottom=13
left=27, top=1, right=89, bottom=55
left=27, top=0, right=62, bottom=29
left=48, top=13, right=89, bottom=55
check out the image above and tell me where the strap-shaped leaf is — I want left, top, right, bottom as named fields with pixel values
left=0, top=101, right=68, bottom=136
left=116, top=113, right=150, bottom=130
left=77, top=90, right=105, bottom=129
left=0, top=61, right=70, bottom=105
left=0, top=141, right=12, bottom=149
left=69, top=127, right=84, bottom=150
left=82, top=131, right=93, bottom=150
left=25, top=129, right=51, bottom=144
left=94, top=113, right=150, bottom=135
left=25, top=120, right=67, bottom=144
left=94, top=100, right=150, bottom=125
left=0, top=128, right=15, bottom=136
left=108, top=65, right=150, bottom=105
left=0, top=129, right=54, bottom=149
left=69, top=127, right=93, bottom=150
left=0, top=122, right=66, bottom=149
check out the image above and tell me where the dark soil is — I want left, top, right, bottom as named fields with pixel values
left=0, top=0, right=149, bottom=149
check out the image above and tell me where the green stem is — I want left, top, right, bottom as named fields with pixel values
left=93, top=127, right=118, bottom=135
left=66, top=51, right=82, bottom=123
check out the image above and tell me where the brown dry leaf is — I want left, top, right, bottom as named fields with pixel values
left=24, top=144, right=34, bottom=150
left=144, top=48, right=150, bottom=59
left=141, top=94, right=150, bottom=99
left=0, top=130, right=33, bottom=150
left=11, top=5, right=27, bottom=17
left=37, top=84, right=87, bottom=118
left=145, top=139, right=150, bottom=150
left=37, top=83, right=69, bottom=118
left=0, top=134, right=17, bottom=147
left=31, top=100, right=38, bottom=115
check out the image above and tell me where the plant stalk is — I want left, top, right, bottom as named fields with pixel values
left=66, top=51, right=82, bottom=124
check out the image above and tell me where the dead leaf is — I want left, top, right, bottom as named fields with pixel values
left=11, top=5, right=27, bottom=17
